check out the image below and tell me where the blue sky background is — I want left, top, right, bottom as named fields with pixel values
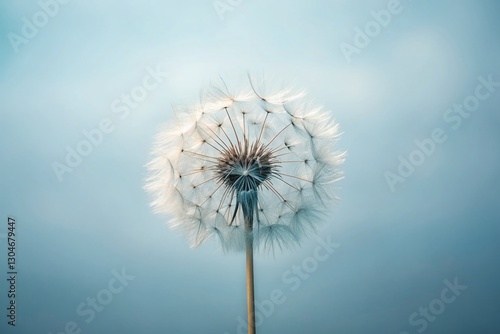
left=0, top=0, right=499, bottom=333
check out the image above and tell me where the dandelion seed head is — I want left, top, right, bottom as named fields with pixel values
left=145, top=75, right=344, bottom=253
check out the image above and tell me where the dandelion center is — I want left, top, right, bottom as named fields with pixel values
left=215, top=140, right=278, bottom=193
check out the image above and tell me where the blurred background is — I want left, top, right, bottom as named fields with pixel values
left=0, top=0, right=499, bottom=333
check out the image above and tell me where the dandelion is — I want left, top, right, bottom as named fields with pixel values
left=145, top=74, right=344, bottom=333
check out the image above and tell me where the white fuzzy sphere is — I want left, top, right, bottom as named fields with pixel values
left=145, top=75, right=344, bottom=252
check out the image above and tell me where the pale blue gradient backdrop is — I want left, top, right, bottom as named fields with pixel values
left=0, top=1, right=499, bottom=333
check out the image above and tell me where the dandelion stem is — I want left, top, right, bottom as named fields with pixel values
left=245, top=217, right=256, bottom=334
